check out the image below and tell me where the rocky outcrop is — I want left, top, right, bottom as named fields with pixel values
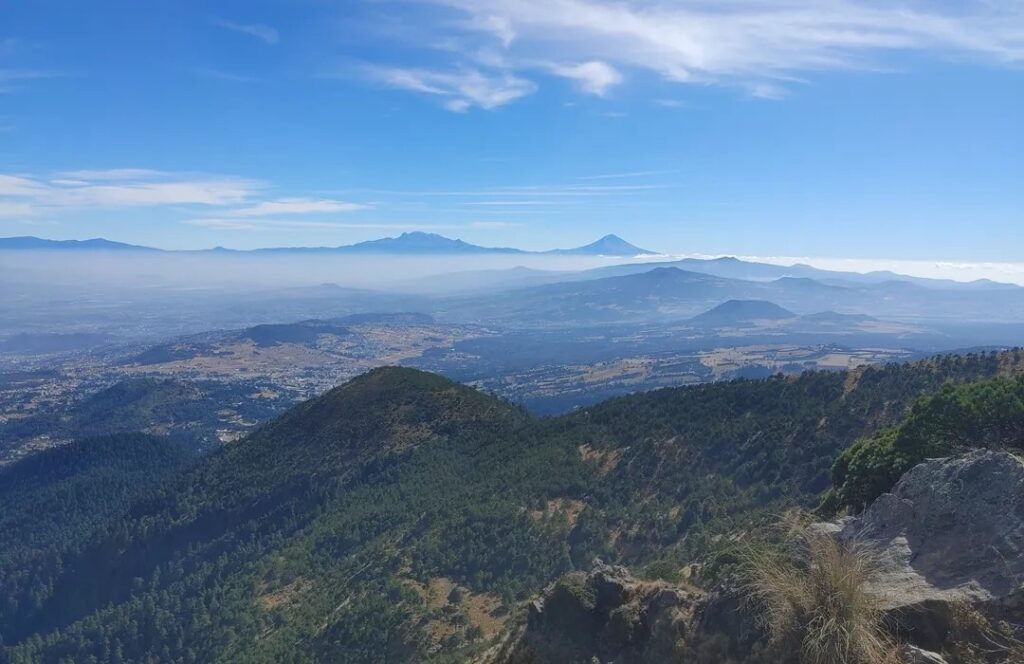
left=503, top=561, right=700, bottom=663
left=832, top=450, right=1024, bottom=651
left=503, top=451, right=1024, bottom=663
left=831, top=450, right=1024, bottom=647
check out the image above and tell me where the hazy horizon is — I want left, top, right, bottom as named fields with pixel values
left=2, top=1, right=1021, bottom=266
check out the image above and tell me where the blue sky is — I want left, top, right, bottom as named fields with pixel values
left=0, top=0, right=1022, bottom=264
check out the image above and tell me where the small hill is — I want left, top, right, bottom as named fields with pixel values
left=239, top=320, right=350, bottom=347
left=688, top=299, right=797, bottom=326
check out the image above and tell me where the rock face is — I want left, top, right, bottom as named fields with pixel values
left=838, top=450, right=1024, bottom=606
left=504, top=561, right=700, bottom=663
left=834, top=449, right=1024, bottom=650
left=503, top=451, right=1024, bottom=663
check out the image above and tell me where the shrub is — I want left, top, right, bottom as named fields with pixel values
left=740, top=513, right=898, bottom=664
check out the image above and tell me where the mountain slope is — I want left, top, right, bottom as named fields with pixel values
left=0, top=433, right=195, bottom=638
left=548, top=234, right=655, bottom=256
left=3, top=352, right=1023, bottom=662
left=333, top=231, right=525, bottom=254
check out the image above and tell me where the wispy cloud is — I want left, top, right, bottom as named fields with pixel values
left=211, top=17, right=279, bottom=45
left=57, top=168, right=167, bottom=181
left=335, top=182, right=672, bottom=198
left=549, top=60, right=622, bottom=96
left=227, top=198, right=370, bottom=217
left=0, top=68, right=60, bottom=93
left=0, top=170, right=264, bottom=214
left=366, top=0, right=1024, bottom=105
left=1, top=169, right=387, bottom=228
left=460, top=200, right=563, bottom=206
left=0, top=201, right=35, bottom=218
left=365, top=65, right=536, bottom=111
left=578, top=169, right=676, bottom=180
left=186, top=217, right=520, bottom=232
left=193, top=67, right=258, bottom=83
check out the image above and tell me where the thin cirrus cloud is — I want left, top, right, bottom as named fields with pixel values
left=210, top=17, right=280, bottom=45
left=366, top=0, right=1024, bottom=109
left=186, top=218, right=520, bottom=232
left=226, top=198, right=370, bottom=217
left=0, top=171, right=262, bottom=209
left=549, top=60, right=623, bottom=96
left=0, top=69, right=61, bottom=93
left=0, top=201, right=35, bottom=218
left=0, top=170, right=373, bottom=226
left=364, top=66, right=536, bottom=112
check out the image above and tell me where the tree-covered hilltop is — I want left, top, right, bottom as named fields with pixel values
left=1, top=351, right=1022, bottom=662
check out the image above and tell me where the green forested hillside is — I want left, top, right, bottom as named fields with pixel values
left=1, top=350, right=1021, bottom=663
left=0, top=434, right=196, bottom=643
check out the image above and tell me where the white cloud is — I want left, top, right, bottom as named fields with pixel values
left=397, top=0, right=1024, bottom=102
left=0, top=174, right=47, bottom=197
left=0, top=201, right=35, bottom=218
left=57, top=168, right=167, bottom=181
left=0, top=69, right=54, bottom=82
left=747, top=82, right=789, bottom=100
left=2, top=170, right=379, bottom=228
left=0, top=69, right=59, bottom=93
left=211, top=18, right=279, bottom=45
left=367, top=66, right=536, bottom=111
left=228, top=198, right=370, bottom=216
left=550, top=60, right=622, bottom=95
left=461, top=200, right=559, bottom=206
left=578, top=169, right=675, bottom=180
left=0, top=170, right=264, bottom=213
left=59, top=180, right=257, bottom=207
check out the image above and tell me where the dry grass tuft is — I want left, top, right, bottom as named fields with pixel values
left=740, top=512, right=900, bottom=664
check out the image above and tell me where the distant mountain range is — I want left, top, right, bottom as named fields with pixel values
left=0, top=232, right=655, bottom=257
left=4, top=233, right=1017, bottom=294
left=438, top=266, right=1024, bottom=326
left=0, top=236, right=158, bottom=252
left=413, top=254, right=1020, bottom=295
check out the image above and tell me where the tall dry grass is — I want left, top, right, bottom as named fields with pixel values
left=740, top=512, right=900, bottom=664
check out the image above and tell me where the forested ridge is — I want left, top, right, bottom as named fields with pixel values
left=1, top=350, right=1022, bottom=663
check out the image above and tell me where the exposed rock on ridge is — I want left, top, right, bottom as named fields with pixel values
left=837, top=449, right=1024, bottom=610
left=832, top=449, right=1024, bottom=652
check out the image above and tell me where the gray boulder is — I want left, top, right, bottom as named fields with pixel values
left=835, top=450, right=1024, bottom=648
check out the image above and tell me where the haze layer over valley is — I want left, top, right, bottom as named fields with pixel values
left=3, top=233, right=1023, bottom=463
